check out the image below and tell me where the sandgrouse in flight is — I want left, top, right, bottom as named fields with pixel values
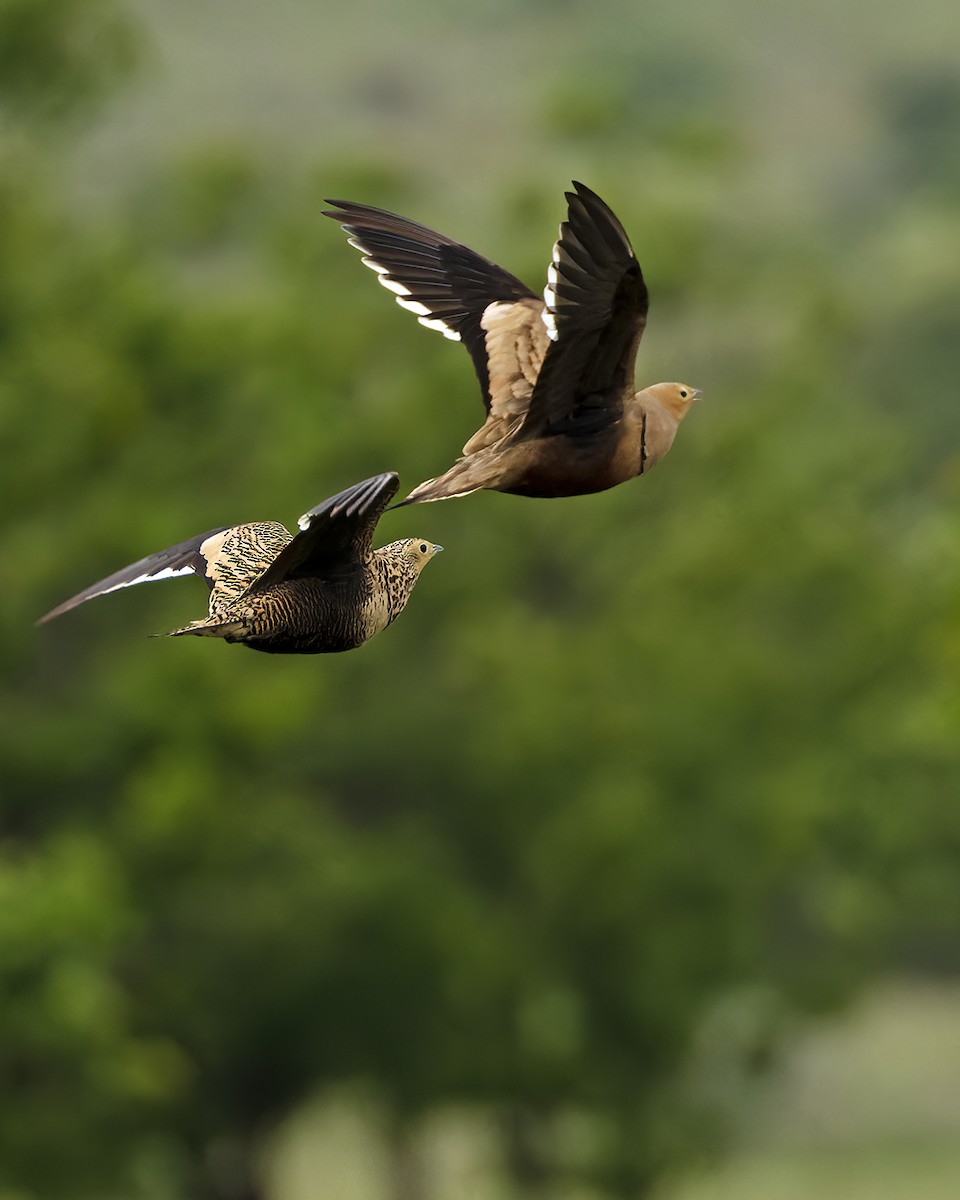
left=37, top=473, right=442, bottom=654
left=325, top=182, right=700, bottom=505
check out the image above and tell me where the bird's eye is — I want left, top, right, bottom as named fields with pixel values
left=419, top=543, right=428, bottom=554
left=680, top=389, right=688, bottom=399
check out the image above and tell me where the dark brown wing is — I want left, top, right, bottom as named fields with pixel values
left=247, top=473, right=399, bottom=591
left=522, top=182, right=649, bottom=438
left=36, top=525, right=231, bottom=624
left=323, top=199, right=540, bottom=412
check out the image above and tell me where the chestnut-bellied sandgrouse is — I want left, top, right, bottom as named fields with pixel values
left=37, top=473, right=442, bottom=654
left=324, top=182, right=700, bottom=505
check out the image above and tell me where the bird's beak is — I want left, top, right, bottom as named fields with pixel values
left=434, top=545, right=444, bottom=553
left=691, top=388, right=703, bottom=401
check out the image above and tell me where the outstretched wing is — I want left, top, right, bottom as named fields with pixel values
left=523, top=181, right=649, bottom=436
left=36, top=525, right=231, bottom=625
left=247, top=473, right=399, bottom=591
left=323, top=199, right=544, bottom=420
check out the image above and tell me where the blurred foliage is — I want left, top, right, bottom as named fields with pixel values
left=0, top=0, right=138, bottom=128
left=2, top=2, right=960, bottom=1200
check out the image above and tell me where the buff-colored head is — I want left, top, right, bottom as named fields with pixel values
left=387, top=538, right=444, bottom=574
left=644, top=382, right=702, bottom=421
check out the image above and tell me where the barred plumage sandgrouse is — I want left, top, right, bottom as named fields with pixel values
left=37, top=474, right=442, bottom=654
left=324, top=182, right=700, bottom=505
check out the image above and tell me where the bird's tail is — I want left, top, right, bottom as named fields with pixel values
left=389, top=457, right=505, bottom=507
left=165, top=618, right=247, bottom=640
left=389, top=480, right=481, bottom=508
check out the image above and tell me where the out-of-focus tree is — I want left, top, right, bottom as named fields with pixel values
left=0, top=0, right=138, bottom=127
left=2, top=4, right=960, bottom=1200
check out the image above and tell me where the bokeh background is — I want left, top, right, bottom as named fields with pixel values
left=3, top=1, right=960, bottom=1198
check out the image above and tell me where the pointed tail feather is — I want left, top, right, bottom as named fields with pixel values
left=166, top=619, right=247, bottom=640
left=389, top=472, right=486, bottom=507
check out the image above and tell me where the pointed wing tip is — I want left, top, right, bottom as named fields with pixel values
left=298, top=472, right=400, bottom=529
left=362, top=471, right=401, bottom=514
left=364, top=470, right=400, bottom=495
left=564, top=181, right=623, bottom=226
left=362, top=471, right=400, bottom=505
left=322, top=199, right=399, bottom=226
left=36, top=593, right=95, bottom=626
left=35, top=590, right=105, bottom=626
left=323, top=201, right=372, bottom=230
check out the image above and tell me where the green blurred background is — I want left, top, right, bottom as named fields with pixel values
left=2, top=1, right=960, bottom=1197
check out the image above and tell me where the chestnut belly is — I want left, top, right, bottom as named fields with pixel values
left=498, top=431, right=644, bottom=498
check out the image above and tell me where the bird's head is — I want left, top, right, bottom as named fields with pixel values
left=645, top=382, right=702, bottom=421
left=394, top=538, right=444, bottom=573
